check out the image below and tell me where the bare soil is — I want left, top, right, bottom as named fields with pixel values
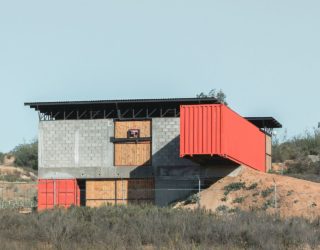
left=176, top=166, right=320, bottom=219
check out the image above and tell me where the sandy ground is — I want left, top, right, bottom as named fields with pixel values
left=176, top=166, right=320, bottom=219
left=0, top=165, right=37, bottom=181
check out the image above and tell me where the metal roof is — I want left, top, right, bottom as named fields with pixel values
left=24, top=98, right=281, bottom=128
left=25, top=97, right=220, bottom=120
left=245, top=117, right=282, bottom=129
left=24, top=97, right=219, bottom=110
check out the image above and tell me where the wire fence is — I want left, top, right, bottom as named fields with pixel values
left=0, top=182, right=37, bottom=210
left=0, top=179, right=319, bottom=218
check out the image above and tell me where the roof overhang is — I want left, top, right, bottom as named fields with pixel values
left=245, top=117, right=282, bottom=129
left=25, top=98, right=282, bottom=129
left=25, top=97, right=219, bottom=120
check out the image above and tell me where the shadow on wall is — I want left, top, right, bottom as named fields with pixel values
left=129, top=135, right=240, bottom=179
left=128, top=135, right=241, bottom=206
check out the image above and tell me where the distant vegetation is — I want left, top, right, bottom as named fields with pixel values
left=11, top=140, right=38, bottom=170
left=0, top=205, right=319, bottom=250
left=272, top=129, right=320, bottom=181
left=197, top=89, right=228, bottom=105
left=0, top=152, right=4, bottom=165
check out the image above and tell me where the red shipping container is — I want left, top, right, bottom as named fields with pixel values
left=180, top=104, right=266, bottom=172
left=38, top=179, right=80, bottom=211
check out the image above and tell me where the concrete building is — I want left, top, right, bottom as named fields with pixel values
left=25, top=98, right=281, bottom=209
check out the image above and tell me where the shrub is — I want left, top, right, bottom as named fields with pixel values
left=246, top=183, right=258, bottom=190
left=216, top=205, right=228, bottom=212
left=261, top=187, right=274, bottom=198
left=0, top=206, right=319, bottom=249
left=262, top=199, right=274, bottom=210
left=221, top=196, right=227, bottom=202
left=184, top=193, right=199, bottom=205
left=232, top=197, right=245, bottom=204
left=11, top=140, right=38, bottom=170
left=223, top=182, right=246, bottom=195
left=0, top=152, right=4, bottom=164
left=272, top=129, right=320, bottom=163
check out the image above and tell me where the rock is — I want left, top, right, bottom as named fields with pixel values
left=307, top=155, right=320, bottom=163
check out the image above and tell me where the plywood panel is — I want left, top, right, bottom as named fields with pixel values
left=85, top=179, right=154, bottom=207
left=115, top=121, right=151, bottom=138
left=266, top=155, right=272, bottom=172
left=115, top=142, right=151, bottom=166
left=127, top=179, right=155, bottom=200
left=86, top=180, right=115, bottom=200
left=266, top=135, right=272, bottom=156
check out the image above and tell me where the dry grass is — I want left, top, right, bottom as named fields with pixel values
left=0, top=205, right=319, bottom=249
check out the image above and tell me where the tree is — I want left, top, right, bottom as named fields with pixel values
left=11, top=140, right=38, bottom=170
left=0, top=152, right=4, bottom=165
left=196, top=89, right=228, bottom=105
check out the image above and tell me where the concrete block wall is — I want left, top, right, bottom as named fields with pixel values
left=39, top=119, right=114, bottom=168
left=152, top=118, right=198, bottom=168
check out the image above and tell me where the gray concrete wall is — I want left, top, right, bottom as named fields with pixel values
left=39, top=119, right=114, bottom=169
left=152, top=118, right=198, bottom=168
left=38, top=119, right=153, bottom=178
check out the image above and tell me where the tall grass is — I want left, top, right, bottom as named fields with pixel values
left=0, top=205, right=319, bottom=250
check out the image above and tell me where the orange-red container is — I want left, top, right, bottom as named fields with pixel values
left=180, top=104, right=266, bottom=172
left=38, top=179, right=80, bottom=211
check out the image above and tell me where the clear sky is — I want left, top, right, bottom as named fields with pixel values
left=0, top=0, right=319, bottom=152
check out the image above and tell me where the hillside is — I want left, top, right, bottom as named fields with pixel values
left=176, top=166, right=320, bottom=220
left=0, top=155, right=37, bottom=210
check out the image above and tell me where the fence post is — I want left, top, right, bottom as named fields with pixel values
left=197, top=176, right=201, bottom=209
left=273, top=178, right=277, bottom=211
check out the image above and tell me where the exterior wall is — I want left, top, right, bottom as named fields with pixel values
left=38, top=117, right=239, bottom=206
left=152, top=118, right=198, bottom=168
left=39, top=119, right=114, bottom=169
left=38, top=118, right=197, bottom=180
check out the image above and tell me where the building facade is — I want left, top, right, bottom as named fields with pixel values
left=26, top=98, right=281, bottom=209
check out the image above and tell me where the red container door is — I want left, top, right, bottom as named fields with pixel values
left=38, top=179, right=55, bottom=210
left=180, top=104, right=222, bottom=156
left=38, top=179, right=80, bottom=211
left=56, top=179, right=80, bottom=208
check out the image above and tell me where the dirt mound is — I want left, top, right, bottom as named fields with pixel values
left=0, top=165, right=37, bottom=182
left=176, top=166, right=320, bottom=219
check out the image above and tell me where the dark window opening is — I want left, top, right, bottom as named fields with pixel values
left=127, top=129, right=140, bottom=138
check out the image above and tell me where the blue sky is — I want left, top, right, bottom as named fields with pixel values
left=0, top=0, right=319, bottom=152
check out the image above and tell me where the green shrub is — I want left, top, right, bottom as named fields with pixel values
left=232, top=197, right=245, bottom=204
left=262, top=199, right=274, bottom=210
left=223, top=182, right=246, bottom=195
left=184, top=193, right=199, bottom=205
left=11, top=140, right=38, bottom=170
left=246, top=183, right=258, bottom=190
left=0, top=152, right=4, bottom=164
left=261, top=187, right=274, bottom=198
left=216, top=205, right=228, bottom=212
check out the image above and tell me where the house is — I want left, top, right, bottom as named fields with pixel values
left=25, top=97, right=281, bottom=210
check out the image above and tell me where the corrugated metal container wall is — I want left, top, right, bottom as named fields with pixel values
left=180, top=104, right=266, bottom=172
left=38, top=179, right=80, bottom=211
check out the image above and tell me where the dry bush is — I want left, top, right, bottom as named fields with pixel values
left=0, top=205, right=319, bottom=250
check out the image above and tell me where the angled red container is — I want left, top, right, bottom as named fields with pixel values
left=38, top=179, right=80, bottom=211
left=180, top=104, right=266, bottom=172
